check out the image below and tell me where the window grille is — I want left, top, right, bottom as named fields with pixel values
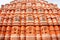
left=40, top=17, right=46, bottom=21
left=38, top=9, right=43, bottom=13
left=26, top=16, right=34, bottom=22
left=15, top=9, right=20, bottom=13
left=14, top=16, right=20, bottom=22
left=26, top=8, right=32, bottom=13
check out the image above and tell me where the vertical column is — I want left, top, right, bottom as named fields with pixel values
left=21, top=9, right=26, bottom=14
left=34, top=14, right=39, bottom=25
left=35, top=26, right=41, bottom=40
left=20, top=26, right=26, bottom=40
left=3, top=16, right=7, bottom=25
left=47, top=17, right=53, bottom=25
left=32, top=4, right=36, bottom=10
left=49, top=9, right=52, bottom=14
left=51, top=15, right=57, bottom=25
left=7, top=16, right=12, bottom=25
left=21, top=15, right=25, bottom=25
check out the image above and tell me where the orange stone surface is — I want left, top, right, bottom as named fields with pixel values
left=0, top=0, right=60, bottom=40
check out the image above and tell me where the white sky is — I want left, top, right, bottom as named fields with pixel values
left=46, top=0, right=60, bottom=8
left=0, top=0, right=60, bottom=8
left=0, top=0, right=12, bottom=8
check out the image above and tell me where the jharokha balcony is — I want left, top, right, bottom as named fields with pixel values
left=0, top=0, right=60, bottom=40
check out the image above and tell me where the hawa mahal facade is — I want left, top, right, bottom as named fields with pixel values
left=0, top=0, right=60, bottom=40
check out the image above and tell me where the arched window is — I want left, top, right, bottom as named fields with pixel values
left=7, top=10, right=10, bottom=13
left=14, top=16, right=20, bottom=22
left=5, top=4, right=9, bottom=8
left=26, top=8, right=32, bottom=13
left=45, top=9, right=48, bottom=13
left=1, top=9, right=6, bottom=14
left=21, top=10, right=25, bottom=13
left=36, top=3, right=41, bottom=7
left=54, top=4, right=57, bottom=8
left=38, top=9, right=43, bottom=13
left=49, top=3, right=54, bottom=8
left=46, top=4, right=49, bottom=8
left=26, top=15, right=34, bottom=22
left=9, top=4, right=12, bottom=9
left=22, top=4, right=26, bottom=9
left=16, top=3, right=21, bottom=7
left=15, top=9, right=20, bottom=13
left=13, top=3, right=16, bottom=8
left=40, top=16, right=46, bottom=22
left=49, top=9, right=52, bottom=13
left=40, top=16, right=47, bottom=25
left=11, top=10, right=14, bottom=13
left=53, top=9, right=57, bottom=13
left=26, top=2, right=32, bottom=7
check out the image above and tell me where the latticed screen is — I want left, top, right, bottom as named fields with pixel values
left=0, top=0, right=60, bottom=40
